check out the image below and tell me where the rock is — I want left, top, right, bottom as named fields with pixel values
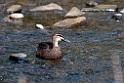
left=53, top=16, right=86, bottom=28
left=29, top=3, right=63, bottom=12
left=35, top=24, right=44, bottom=29
left=35, top=24, right=51, bottom=35
left=86, top=1, right=98, bottom=7
left=112, top=13, right=122, bottom=22
left=120, top=9, right=124, bottom=14
left=3, top=15, right=23, bottom=24
left=3, top=13, right=24, bottom=24
left=81, top=5, right=117, bottom=12
left=65, top=7, right=85, bottom=18
left=95, top=5, right=117, bottom=9
left=7, top=5, right=22, bottom=13
left=10, top=13, right=24, bottom=19
left=9, top=53, right=27, bottom=61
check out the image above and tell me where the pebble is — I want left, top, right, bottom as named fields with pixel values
left=35, top=24, right=44, bottom=29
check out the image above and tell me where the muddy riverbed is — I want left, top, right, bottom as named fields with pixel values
left=0, top=0, right=124, bottom=83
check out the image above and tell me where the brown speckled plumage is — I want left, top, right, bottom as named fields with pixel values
left=36, top=34, right=70, bottom=60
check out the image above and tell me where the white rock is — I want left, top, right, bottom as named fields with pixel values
left=11, top=53, right=27, bottom=59
left=114, top=13, right=122, bottom=17
left=10, top=13, right=24, bottom=19
left=35, top=24, right=44, bottom=29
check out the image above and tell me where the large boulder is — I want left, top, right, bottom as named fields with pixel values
left=7, top=5, right=22, bottom=13
left=65, top=7, right=85, bottom=18
left=29, top=3, right=63, bottom=12
left=53, top=16, right=86, bottom=28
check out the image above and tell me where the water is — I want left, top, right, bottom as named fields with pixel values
left=0, top=0, right=124, bottom=83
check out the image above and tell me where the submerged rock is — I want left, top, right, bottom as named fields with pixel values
left=29, top=3, right=63, bottom=12
left=65, top=7, right=85, bottom=18
left=53, top=16, right=86, bottom=28
left=9, top=53, right=27, bottom=61
left=7, top=5, right=22, bottom=13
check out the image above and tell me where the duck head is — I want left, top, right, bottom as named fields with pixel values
left=53, top=34, right=70, bottom=47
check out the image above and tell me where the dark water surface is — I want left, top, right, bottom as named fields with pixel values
left=0, top=0, right=124, bottom=83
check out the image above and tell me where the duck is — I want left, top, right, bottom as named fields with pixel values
left=36, top=34, right=70, bottom=60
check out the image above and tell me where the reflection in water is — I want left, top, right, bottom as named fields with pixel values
left=110, top=50, right=123, bottom=83
left=17, top=74, right=27, bottom=83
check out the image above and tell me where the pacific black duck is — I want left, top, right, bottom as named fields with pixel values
left=36, top=34, right=70, bottom=60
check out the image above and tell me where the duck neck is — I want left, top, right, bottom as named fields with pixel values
left=53, top=40, right=59, bottom=47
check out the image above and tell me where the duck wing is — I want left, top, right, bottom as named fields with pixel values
left=38, top=42, right=53, bottom=49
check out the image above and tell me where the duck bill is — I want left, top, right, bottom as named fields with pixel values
left=63, top=39, right=70, bottom=42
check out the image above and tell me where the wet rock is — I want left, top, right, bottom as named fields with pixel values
left=9, top=53, right=27, bottom=61
left=120, top=9, right=124, bottom=14
left=29, top=3, right=63, bottom=12
left=53, top=16, right=86, bottom=28
left=81, top=5, right=117, bottom=12
left=7, top=5, right=22, bottom=13
left=86, top=1, right=98, bottom=7
left=3, top=13, right=24, bottom=24
left=112, top=13, right=122, bottom=22
left=65, top=7, right=85, bottom=18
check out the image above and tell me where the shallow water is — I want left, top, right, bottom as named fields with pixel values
left=0, top=0, right=124, bottom=83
